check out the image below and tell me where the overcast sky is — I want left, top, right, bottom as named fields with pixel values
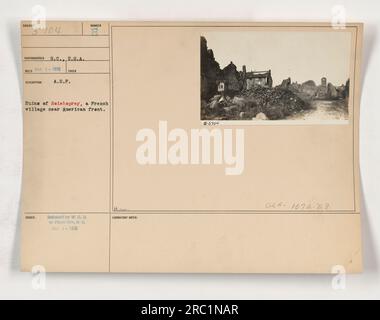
left=203, top=30, right=352, bottom=86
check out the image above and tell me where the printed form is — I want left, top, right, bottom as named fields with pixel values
left=21, top=21, right=363, bottom=273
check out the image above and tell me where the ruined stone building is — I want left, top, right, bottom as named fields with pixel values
left=200, top=36, right=222, bottom=99
left=289, top=77, right=349, bottom=101
left=315, top=77, right=328, bottom=99
left=221, top=62, right=241, bottom=93
left=242, top=65, right=273, bottom=90
left=215, top=63, right=273, bottom=96
left=201, top=36, right=273, bottom=98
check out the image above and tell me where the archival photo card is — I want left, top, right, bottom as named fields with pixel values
left=20, top=22, right=363, bottom=273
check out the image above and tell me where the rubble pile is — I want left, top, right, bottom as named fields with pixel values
left=201, top=87, right=311, bottom=121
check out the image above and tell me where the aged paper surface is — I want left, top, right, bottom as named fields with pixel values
left=20, top=21, right=363, bottom=273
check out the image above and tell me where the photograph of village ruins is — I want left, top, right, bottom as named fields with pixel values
left=201, top=31, right=352, bottom=122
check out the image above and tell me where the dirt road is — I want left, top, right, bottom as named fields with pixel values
left=286, top=100, right=349, bottom=121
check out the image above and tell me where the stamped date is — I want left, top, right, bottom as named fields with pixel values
left=265, top=201, right=331, bottom=211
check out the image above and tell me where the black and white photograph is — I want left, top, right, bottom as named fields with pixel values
left=201, top=31, right=352, bottom=123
